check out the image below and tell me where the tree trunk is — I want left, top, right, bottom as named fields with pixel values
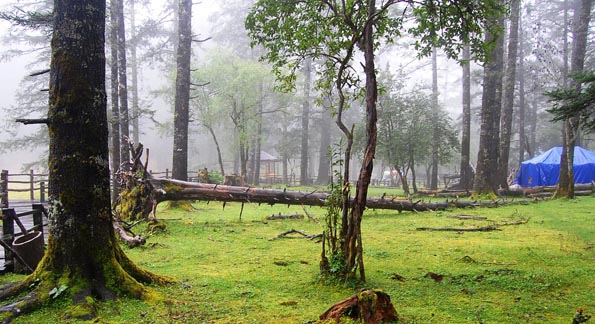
left=498, top=0, right=520, bottom=189
left=0, top=1, right=171, bottom=321
left=171, top=0, right=192, bottom=181
left=517, top=18, right=526, bottom=164
left=459, top=44, right=473, bottom=190
left=317, top=110, right=332, bottom=185
left=395, top=167, right=410, bottom=195
left=473, top=10, right=505, bottom=196
left=129, top=0, right=140, bottom=144
left=343, top=1, right=379, bottom=282
left=555, top=0, right=592, bottom=199
left=109, top=0, right=120, bottom=204
left=430, top=46, right=439, bottom=190
left=300, top=58, right=312, bottom=185
left=206, top=125, right=225, bottom=177
left=149, top=178, right=510, bottom=212
left=116, top=0, right=130, bottom=166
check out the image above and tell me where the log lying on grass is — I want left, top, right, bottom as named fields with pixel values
left=149, top=178, right=529, bottom=212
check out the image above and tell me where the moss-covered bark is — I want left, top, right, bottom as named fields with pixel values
left=0, top=1, right=173, bottom=322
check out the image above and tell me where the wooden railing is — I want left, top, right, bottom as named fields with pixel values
left=0, top=170, right=48, bottom=208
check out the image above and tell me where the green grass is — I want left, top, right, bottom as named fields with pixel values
left=2, top=195, right=595, bottom=323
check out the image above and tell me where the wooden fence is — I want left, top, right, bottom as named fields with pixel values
left=0, top=170, right=48, bottom=208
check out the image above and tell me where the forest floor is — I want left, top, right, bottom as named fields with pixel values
left=1, top=189, right=594, bottom=323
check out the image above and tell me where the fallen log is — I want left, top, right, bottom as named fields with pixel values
left=149, top=178, right=531, bottom=213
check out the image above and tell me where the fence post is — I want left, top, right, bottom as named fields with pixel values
left=166, top=168, right=169, bottom=179
left=29, top=169, right=35, bottom=201
left=1, top=208, right=15, bottom=272
left=32, top=204, right=45, bottom=244
left=40, top=181, right=46, bottom=203
left=0, top=170, right=8, bottom=208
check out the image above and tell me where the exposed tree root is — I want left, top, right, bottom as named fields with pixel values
left=319, top=289, right=398, bottom=324
left=0, top=239, right=175, bottom=322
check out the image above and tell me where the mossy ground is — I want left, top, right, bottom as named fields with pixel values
left=1, top=190, right=594, bottom=323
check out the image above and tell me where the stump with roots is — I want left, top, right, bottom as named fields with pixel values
left=319, top=289, right=398, bottom=323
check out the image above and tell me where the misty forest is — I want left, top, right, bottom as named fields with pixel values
left=0, top=0, right=593, bottom=323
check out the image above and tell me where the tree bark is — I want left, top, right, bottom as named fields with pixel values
left=555, top=0, right=592, bottom=199
left=116, top=0, right=130, bottom=166
left=300, top=58, right=312, bottom=185
left=316, top=109, right=332, bottom=185
left=109, top=0, right=121, bottom=204
left=0, top=1, right=172, bottom=321
left=459, top=44, right=473, bottom=190
left=473, top=9, right=505, bottom=196
left=171, top=0, right=192, bottom=181
left=149, top=178, right=516, bottom=214
left=319, top=290, right=398, bottom=324
left=517, top=17, right=526, bottom=165
left=129, top=0, right=140, bottom=144
left=498, top=0, right=520, bottom=189
left=430, top=46, right=439, bottom=190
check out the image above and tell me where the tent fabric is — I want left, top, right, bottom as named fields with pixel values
left=514, top=146, right=595, bottom=187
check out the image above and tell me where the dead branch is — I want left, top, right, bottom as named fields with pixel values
left=301, top=205, right=319, bottom=223
left=446, top=214, right=488, bottom=220
left=266, top=213, right=304, bottom=220
left=416, top=225, right=499, bottom=232
left=269, top=229, right=321, bottom=241
left=113, top=221, right=146, bottom=248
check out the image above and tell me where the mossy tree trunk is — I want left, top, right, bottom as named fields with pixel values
left=0, top=1, right=172, bottom=322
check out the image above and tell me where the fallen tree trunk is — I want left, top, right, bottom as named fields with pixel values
left=149, top=178, right=529, bottom=213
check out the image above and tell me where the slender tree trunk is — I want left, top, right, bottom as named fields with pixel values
left=116, top=0, right=130, bottom=166
left=317, top=110, right=332, bottom=185
left=300, top=58, right=312, bottom=185
left=498, top=0, right=520, bottom=189
left=344, top=1, right=380, bottom=282
left=409, top=152, right=418, bottom=193
left=206, top=125, right=225, bottom=177
left=253, top=84, right=264, bottom=185
left=129, top=0, right=140, bottom=144
left=473, top=10, right=505, bottom=196
left=109, top=0, right=120, bottom=203
left=396, top=166, right=410, bottom=195
left=517, top=18, right=526, bottom=164
left=556, top=0, right=592, bottom=199
left=460, top=44, right=472, bottom=190
left=430, top=46, right=439, bottom=190
left=171, top=0, right=192, bottom=181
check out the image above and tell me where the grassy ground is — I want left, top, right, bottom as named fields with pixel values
left=1, top=193, right=594, bottom=323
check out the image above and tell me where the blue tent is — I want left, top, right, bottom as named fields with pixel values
left=514, top=146, right=595, bottom=187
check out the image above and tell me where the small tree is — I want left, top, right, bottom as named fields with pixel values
left=247, top=0, right=503, bottom=282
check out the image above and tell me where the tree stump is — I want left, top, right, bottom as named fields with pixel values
left=319, top=289, right=398, bottom=323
